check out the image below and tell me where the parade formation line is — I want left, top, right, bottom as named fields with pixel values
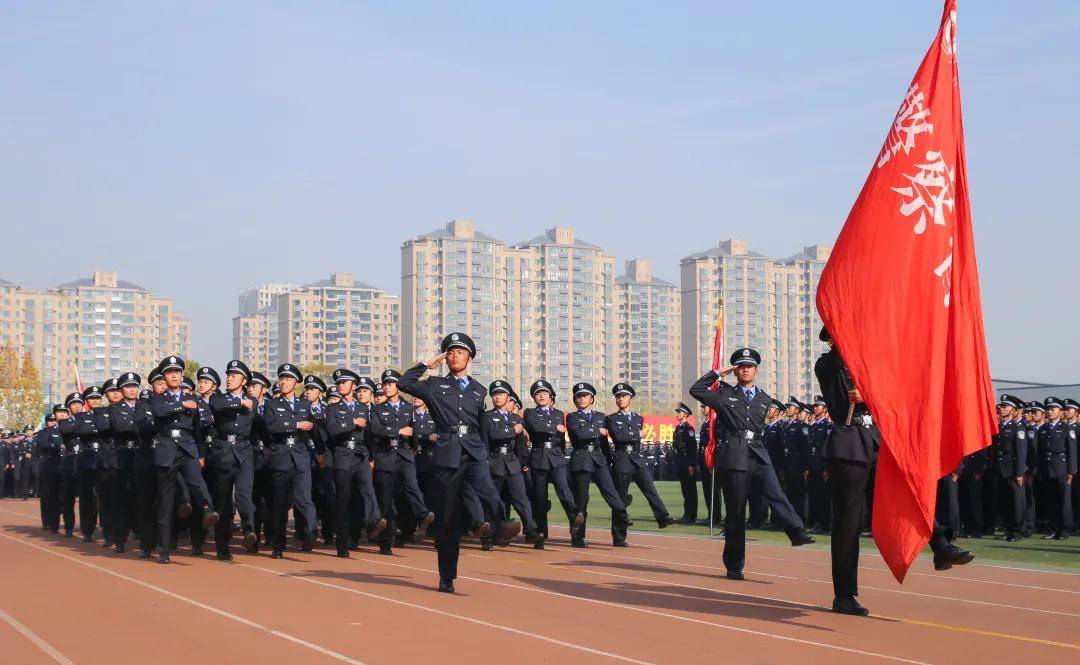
left=1, top=503, right=1077, bottom=665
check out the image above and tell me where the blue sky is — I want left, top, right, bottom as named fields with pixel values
left=3, top=1, right=1078, bottom=381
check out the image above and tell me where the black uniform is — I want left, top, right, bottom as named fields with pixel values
left=523, top=406, right=578, bottom=538
left=607, top=409, right=672, bottom=544
left=1036, top=419, right=1077, bottom=538
left=325, top=397, right=382, bottom=554
left=814, top=347, right=880, bottom=600
left=37, top=425, right=64, bottom=531
left=780, top=418, right=810, bottom=524
left=960, top=447, right=990, bottom=536
left=207, top=389, right=257, bottom=555
left=106, top=399, right=141, bottom=550
left=368, top=397, right=431, bottom=551
left=993, top=416, right=1027, bottom=540
left=565, top=408, right=626, bottom=545
left=262, top=394, right=319, bottom=552
left=403, top=407, right=437, bottom=541
left=480, top=407, right=539, bottom=544
left=806, top=417, right=832, bottom=531
left=398, top=363, right=510, bottom=583
left=673, top=419, right=698, bottom=522
left=689, top=371, right=806, bottom=575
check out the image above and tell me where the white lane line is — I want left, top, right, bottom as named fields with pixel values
left=343, top=552, right=929, bottom=664
left=549, top=524, right=1080, bottom=577
left=238, top=561, right=656, bottom=665
left=555, top=547, right=1080, bottom=618
left=0, top=607, right=77, bottom=665
left=547, top=524, right=1080, bottom=592
left=0, top=533, right=366, bottom=665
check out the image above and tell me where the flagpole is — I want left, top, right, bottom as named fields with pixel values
left=709, top=464, right=716, bottom=537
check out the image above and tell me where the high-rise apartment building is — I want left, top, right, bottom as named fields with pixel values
left=0, top=271, right=190, bottom=405
left=614, top=259, right=681, bottom=411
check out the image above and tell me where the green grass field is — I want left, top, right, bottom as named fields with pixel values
left=545, top=480, right=1080, bottom=571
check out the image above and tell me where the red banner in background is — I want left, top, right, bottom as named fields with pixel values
left=640, top=416, right=696, bottom=444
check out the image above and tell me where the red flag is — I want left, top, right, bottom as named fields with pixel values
left=815, top=0, right=997, bottom=582
left=703, top=307, right=724, bottom=471
left=73, top=360, right=85, bottom=395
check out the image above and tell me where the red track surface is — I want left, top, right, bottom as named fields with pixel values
left=1, top=501, right=1077, bottom=665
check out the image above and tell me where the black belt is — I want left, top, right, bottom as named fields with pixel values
left=439, top=425, right=478, bottom=436
left=572, top=441, right=599, bottom=453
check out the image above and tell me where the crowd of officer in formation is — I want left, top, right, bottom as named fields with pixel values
left=5, top=327, right=1072, bottom=610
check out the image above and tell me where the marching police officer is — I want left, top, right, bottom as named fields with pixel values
left=565, top=382, right=628, bottom=547
left=207, top=360, right=258, bottom=559
left=368, top=368, right=434, bottom=555
left=480, top=380, right=541, bottom=550
left=673, top=403, right=698, bottom=524
left=1037, top=397, right=1075, bottom=540
left=780, top=402, right=810, bottom=525
left=398, top=332, right=521, bottom=592
left=690, top=348, right=814, bottom=581
left=247, top=371, right=273, bottom=549
left=325, top=368, right=386, bottom=558
left=608, top=382, right=676, bottom=547
left=993, top=394, right=1027, bottom=542
left=38, top=407, right=65, bottom=533
left=56, top=392, right=85, bottom=537
left=148, top=356, right=219, bottom=564
left=523, top=379, right=582, bottom=544
left=106, top=372, right=142, bottom=553
left=262, top=363, right=319, bottom=557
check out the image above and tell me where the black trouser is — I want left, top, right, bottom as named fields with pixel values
left=96, top=467, right=115, bottom=541
left=59, top=472, right=78, bottom=532
left=270, top=464, right=316, bottom=550
left=677, top=466, right=698, bottom=521
left=212, top=459, right=255, bottom=553
left=106, top=467, right=134, bottom=546
left=827, top=459, right=869, bottom=598
left=41, top=472, right=62, bottom=530
left=747, top=472, right=766, bottom=527
left=494, top=471, right=537, bottom=534
left=530, top=465, right=576, bottom=538
left=936, top=476, right=960, bottom=540
left=134, top=464, right=157, bottom=551
left=784, top=469, right=807, bottom=524
left=1039, top=474, right=1069, bottom=535
left=333, top=456, right=379, bottom=550
left=721, top=458, right=804, bottom=574
left=78, top=469, right=99, bottom=537
left=1023, top=474, right=1036, bottom=533
left=807, top=470, right=830, bottom=530
left=155, top=453, right=212, bottom=556
left=959, top=473, right=985, bottom=535
left=373, top=466, right=399, bottom=548
left=701, top=465, right=722, bottom=524
left=16, top=465, right=31, bottom=499
left=997, top=474, right=1025, bottom=537
left=614, top=464, right=669, bottom=529
left=432, top=455, right=504, bottom=581
left=568, top=466, right=623, bottom=543
left=253, top=465, right=272, bottom=541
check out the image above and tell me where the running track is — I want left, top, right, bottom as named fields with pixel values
left=1, top=502, right=1076, bottom=665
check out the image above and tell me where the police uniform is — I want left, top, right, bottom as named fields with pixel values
left=672, top=403, right=698, bottom=523
left=207, top=361, right=258, bottom=559
left=397, top=333, right=519, bottom=592
left=522, top=380, right=581, bottom=540
left=780, top=405, right=810, bottom=524
left=105, top=372, right=142, bottom=553
left=607, top=382, right=674, bottom=546
left=479, top=380, right=540, bottom=549
left=368, top=369, right=434, bottom=554
left=302, top=376, right=335, bottom=546
left=564, top=382, right=627, bottom=547
left=1023, top=402, right=1042, bottom=535
left=403, top=401, right=438, bottom=543
left=73, top=386, right=106, bottom=541
left=55, top=393, right=85, bottom=537
left=147, top=356, right=219, bottom=564
left=325, top=368, right=385, bottom=557
left=806, top=399, right=832, bottom=532
left=37, top=408, right=65, bottom=532
left=1036, top=397, right=1076, bottom=539
left=960, top=440, right=990, bottom=537
left=690, top=349, right=812, bottom=580
left=133, top=376, right=161, bottom=556
left=993, top=395, right=1027, bottom=541
left=248, top=371, right=273, bottom=549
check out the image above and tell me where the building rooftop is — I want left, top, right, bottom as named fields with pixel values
left=55, top=276, right=149, bottom=291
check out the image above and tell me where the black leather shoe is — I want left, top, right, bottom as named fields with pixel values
left=102, top=539, right=112, bottom=548
left=612, top=541, right=628, bottom=548
left=114, top=544, right=125, bottom=554
left=471, top=522, right=492, bottom=538
left=438, top=579, right=455, bottom=593
left=1053, top=533, right=1070, bottom=541
left=480, top=542, right=494, bottom=552
left=657, top=515, right=676, bottom=529
left=789, top=530, right=816, bottom=547
left=271, top=549, right=284, bottom=559
left=494, top=520, right=522, bottom=547
left=571, top=540, right=589, bottom=549
left=336, top=549, right=350, bottom=558
left=421, top=511, right=436, bottom=529
left=832, top=596, right=869, bottom=616
left=379, top=544, right=393, bottom=555
left=393, top=535, right=406, bottom=548
left=202, top=510, right=220, bottom=529
left=159, top=554, right=171, bottom=564
left=725, top=570, right=745, bottom=581
left=1005, top=534, right=1022, bottom=542
left=573, top=512, right=586, bottom=528
left=933, top=544, right=975, bottom=571
left=216, top=551, right=233, bottom=561
left=177, top=502, right=193, bottom=519
left=139, top=548, right=152, bottom=559
left=64, top=528, right=74, bottom=538
left=190, top=545, right=204, bottom=556
left=242, top=531, right=258, bottom=550
left=301, top=538, right=314, bottom=552
left=367, top=518, right=388, bottom=541
left=533, top=539, right=545, bottom=550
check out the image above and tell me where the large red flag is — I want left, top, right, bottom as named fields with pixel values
left=815, top=0, right=997, bottom=582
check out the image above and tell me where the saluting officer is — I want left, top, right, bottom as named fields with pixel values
left=523, top=380, right=582, bottom=542
left=673, top=402, right=698, bottom=524
left=479, top=380, right=541, bottom=550
left=397, top=332, right=521, bottom=593
left=993, top=394, right=1027, bottom=542
left=325, top=368, right=386, bottom=558
left=148, top=356, right=219, bottom=564
left=261, top=363, right=319, bottom=557
left=607, top=382, right=676, bottom=547
left=368, top=368, right=435, bottom=555
left=565, top=382, right=628, bottom=548
left=690, top=348, right=814, bottom=582
left=207, top=360, right=258, bottom=559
